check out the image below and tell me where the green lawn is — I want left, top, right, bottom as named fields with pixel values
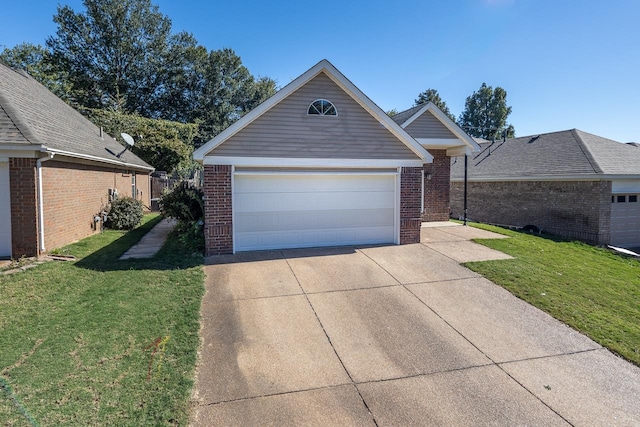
left=0, top=214, right=204, bottom=426
left=463, top=223, right=640, bottom=366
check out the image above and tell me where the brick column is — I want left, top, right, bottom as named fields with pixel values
left=400, top=166, right=422, bottom=244
left=203, top=165, right=233, bottom=255
left=422, top=150, right=451, bottom=221
left=10, top=158, right=39, bottom=257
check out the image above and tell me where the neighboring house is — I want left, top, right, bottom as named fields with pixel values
left=391, top=104, right=480, bottom=221
left=450, top=129, right=640, bottom=247
left=0, top=63, right=153, bottom=259
left=196, top=59, right=478, bottom=255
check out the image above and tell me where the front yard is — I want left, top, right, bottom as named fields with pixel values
left=465, top=223, right=640, bottom=366
left=0, top=214, right=204, bottom=426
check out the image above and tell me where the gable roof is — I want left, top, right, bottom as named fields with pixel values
left=194, top=59, right=432, bottom=164
left=451, top=129, right=640, bottom=180
left=0, top=63, right=152, bottom=170
left=392, top=103, right=480, bottom=154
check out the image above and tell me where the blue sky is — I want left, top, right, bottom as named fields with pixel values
left=2, top=0, right=639, bottom=142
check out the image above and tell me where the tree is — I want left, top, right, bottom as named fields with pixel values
left=414, top=88, right=456, bottom=122
left=46, top=0, right=199, bottom=116
left=0, top=43, right=72, bottom=101
left=193, top=48, right=277, bottom=144
left=458, top=83, right=515, bottom=140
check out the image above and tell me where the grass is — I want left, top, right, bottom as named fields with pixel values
left=0, top=214, right=205, bottom=426
left=463, top=223, right=640, bottom=366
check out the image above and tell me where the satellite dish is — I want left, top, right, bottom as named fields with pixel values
left=121, top=132, right=135, bottom=146
left=116, top=133, right=135, bottom=158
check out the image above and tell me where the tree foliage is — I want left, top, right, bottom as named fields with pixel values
left=414, top=88, right=456, bottom=122
left=84, top=108, right=198, bottom=173
left=458, top=82, right=515, bottom=140
left=0, top=43, right=72, bottom=101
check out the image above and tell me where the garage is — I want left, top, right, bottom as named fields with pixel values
left=610, top=193, right=640, bottom=247
left=233, top=171, right=397, bottom=251
left=0, top=161, right=11, bottom=258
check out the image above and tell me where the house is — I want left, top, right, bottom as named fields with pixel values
left=450, top=129, right=640, bottom=247
left=195, top=59, right=479, bottom=255
left=391, top=104, right=480, bottom=221
left=0, top=63, right=153, bottom=259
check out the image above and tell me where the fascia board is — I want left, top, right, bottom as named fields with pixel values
left=203, top=156, right=425, bottom=168
left=401, top=102, right=481, bottom=153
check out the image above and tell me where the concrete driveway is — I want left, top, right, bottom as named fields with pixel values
left=191, top=225, right=640, bottom=426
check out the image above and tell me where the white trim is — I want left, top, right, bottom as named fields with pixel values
left=194, top=59, right=432, bottom=163
left=231, top=165, right=236, bottom=254
left=36, top=153, right=55, bottom=252
left=612, top=179, right=640, bottom=193
left=416, top=138, right=462, bottom=148
left=42, top=147, right=154, bottom=171
left=203, top=156, right=425, bottom=168
left=400, top=103, right=480, bottom=153
left=234, top=170, right=398, bottom=176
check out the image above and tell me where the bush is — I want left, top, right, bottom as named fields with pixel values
left=159, top=182, right=203, bottom=223
left=106, top=197, right=144, bottom=230
left=160, top=182, right=205, bottom=253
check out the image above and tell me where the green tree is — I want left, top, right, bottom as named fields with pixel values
left=84, top=108, right=198, bottom=173
left=0, top=43, right=72, bottom=101
left=46, top=0, right=199, bottom=116
left=194, top=48, right=277, bottom=144
left=414, top=88, right=456, bottom=122
left=458, top=82, right=515, bottom=140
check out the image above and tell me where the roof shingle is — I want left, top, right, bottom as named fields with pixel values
left=0, top=63, right=152, bottom=170
left=451, top=129, right=640, bottom=179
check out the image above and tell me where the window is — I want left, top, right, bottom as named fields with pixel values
left=308, top=99, right=337, bottom=116
left=630, top=195, right=638, bottom=203
left=617, top=195, right=626, bottom=203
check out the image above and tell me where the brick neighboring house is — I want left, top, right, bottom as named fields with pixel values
left=194, top=60, right=478, bottom=255
left=0, top=63, right=153, bottom=259
left=451, top=129, right=640, bottom=247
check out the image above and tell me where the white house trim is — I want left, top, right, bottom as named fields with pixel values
left=400, top=103, right=480, bottom=153
left=203, top=156, right=425, bottom=168
left=194, top=59, right=433, bottom=163
left=41, top=147, right=155, bottom=171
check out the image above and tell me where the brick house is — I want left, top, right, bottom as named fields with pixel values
left=194, top=59, right=477, bottom=255
left=450, top=129, right=640, bottom=248
left=0, top=63, right=153, bottom=259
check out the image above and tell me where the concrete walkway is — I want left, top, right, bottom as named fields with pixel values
left=119, top=218, right=176, bottom=260
left=192, top=224, right=640, bottom=426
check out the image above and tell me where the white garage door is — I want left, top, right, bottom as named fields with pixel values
left=610, top=194, right=640, bottom=247
left=234, top=172, right=397, bottom=252
left=0, top=161, right=12, bottom=259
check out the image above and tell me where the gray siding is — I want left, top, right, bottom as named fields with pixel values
left=404, top=110, right=457, bottom=139
left=210, top=72, right=419, bottom=159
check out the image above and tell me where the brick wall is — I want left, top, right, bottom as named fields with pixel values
left=400, top=167, right=422, bottom=244
left=422, top=150, right=451, bottom=221
left=451, top=180, right=612, bottom=244
left=9, top=158, right=39, bottom=257
left=203, top=165, right=233, bottom=255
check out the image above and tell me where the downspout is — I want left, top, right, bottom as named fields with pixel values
left=36, top=153, right=55, bottom=253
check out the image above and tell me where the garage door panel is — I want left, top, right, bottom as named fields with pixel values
left=235, top=189, right=395, bottom=213
left=611, top=194, right=640, bottom=247
left=234, top=173, right=397, bottom=251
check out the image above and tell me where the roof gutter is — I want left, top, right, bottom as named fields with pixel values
left=40, top=146, right=154, bottom=171
left=36, top=153, right=55, bottom=253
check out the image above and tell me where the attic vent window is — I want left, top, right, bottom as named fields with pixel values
left=308, top=99, right=337, bottom=116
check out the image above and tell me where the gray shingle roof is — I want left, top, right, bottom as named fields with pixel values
left=391, top=105, right=423, bottom=125
left=0, top=63, right=152, bottom=170
left=451, top=129, right=640, bottom=179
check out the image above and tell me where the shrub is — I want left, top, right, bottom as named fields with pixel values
left=159, top=182, right=203, bottom=223
left=106, top=197, right=144, bottom=230
left=160, top=182, right=205, bottom=253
